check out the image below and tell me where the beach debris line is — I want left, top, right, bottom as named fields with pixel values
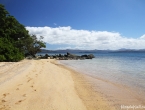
left=38, top=52, right=95, bottom=60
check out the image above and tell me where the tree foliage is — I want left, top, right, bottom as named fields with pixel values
left=0, top=4, right=46, bottom=62
left=0, top=38, right=24, bottom=61
left=24, top=35, right=46, bottom=57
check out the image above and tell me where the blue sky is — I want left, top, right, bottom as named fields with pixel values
left=1, top=0, right=145, bottom=50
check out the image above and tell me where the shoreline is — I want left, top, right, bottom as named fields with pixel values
left=0, top=59, right=145, bottom=110
left=59, top=60, right=145, bottom=110
left=53, top=61, right=116, bottom=110
left=0, top=59, right=114, bottom=110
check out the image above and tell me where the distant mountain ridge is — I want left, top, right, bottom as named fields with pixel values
left=39, top=49, right=145, bottom=53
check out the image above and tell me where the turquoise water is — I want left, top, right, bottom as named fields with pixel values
left=60, top=52, right=145, bottom=97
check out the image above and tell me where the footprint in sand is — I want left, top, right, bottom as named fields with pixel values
left=27, top=78, right=32, bottom=82
left=3, top=93, right=9, bottom=98
left=17, top=84, right=23, bottom=86
left=15, top=100, right=23, bottom=104
left=15, top=99, right=26, bottom=105
left=23, top=94, right=26, bottom=97
left=16, top=88, right=19, bottom=90
left=27, top=79, right=31, bottom=82
left=3, top=94, right=6, bottom=97
left=30, top=86, right=37, bottom=91
left=1, top=100, right=6, bottom=103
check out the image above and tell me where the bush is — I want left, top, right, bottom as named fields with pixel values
left=0, top=38, right=24, bottom=62
left=0, top=55, right=6, bottom=61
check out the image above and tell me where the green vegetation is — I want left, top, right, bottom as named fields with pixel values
left=0, top=4, right=46, bottom=62
left=24, top=34, right=46, bottom=57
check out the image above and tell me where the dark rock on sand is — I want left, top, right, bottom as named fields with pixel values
left=39, top=52, right=95, bottom=60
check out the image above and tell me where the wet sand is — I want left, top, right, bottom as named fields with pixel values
left=0, top=59, right=114, bottom=110
left=59, top=60, right=145, bottom=110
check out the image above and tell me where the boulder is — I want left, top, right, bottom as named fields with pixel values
left=58, top=54, right=63, bottom=57
left=87, top=54, right=95, bottom=59
left=67, top=52, right=71, bottom=56
left=26, top=55, right=33, bottom=59
left=44, top=54, right=50, bottom=58
left=43, top=52, right=95, bottom=60
left=81, top=54, right=88, bottom=58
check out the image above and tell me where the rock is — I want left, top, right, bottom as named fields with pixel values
left=67, top=52, right=71, bottom=56
left=81, top=54, right=88, bottom=57
left=88, top=54, right=95, bottom=59
left=50, top=56, right=54, bottom=59
left=81, top=54, right=88, bottom=58
left=52, top=55, right=57, bottom=58
left=44, top=54, right=50, bottom=58
left=64, top=54, right=68, bottom=57
left=58, top=54, right=63, bottom=57
left=26, top=55, right=33, bottom=59
left=87, top=54, right=95, bottom=59
left=42, top=52, right=95, bottom=60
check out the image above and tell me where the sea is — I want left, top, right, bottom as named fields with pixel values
left=60, top=52, right=145, bottom=90
left=38, top=51, right=145, bottom=107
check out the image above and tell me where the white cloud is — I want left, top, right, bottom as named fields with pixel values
left=26, top=26, right=145, bottom=50
left=140, top=34, right=145, bottom=39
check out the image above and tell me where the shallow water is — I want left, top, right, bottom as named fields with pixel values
left=60, top=52, right=145, bottom=108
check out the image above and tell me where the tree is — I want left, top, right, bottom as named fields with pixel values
left=24, top=35, right=46, bottom=57
left=0, top=4, right=46, bottom=61
left=0, top=38, right=24, bottom=61
left=0, top=4, right=26, bottom=61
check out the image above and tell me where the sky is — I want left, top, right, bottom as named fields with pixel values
left=1, top=0, right=145, bottom=50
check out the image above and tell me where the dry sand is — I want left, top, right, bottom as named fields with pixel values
left=0, top=59, right=115, bottom=110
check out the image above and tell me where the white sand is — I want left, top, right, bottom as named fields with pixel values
left=0, top=59, right=114, bottom=110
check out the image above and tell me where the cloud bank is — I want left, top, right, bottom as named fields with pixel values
left=26, top=26, right=145, bottom=50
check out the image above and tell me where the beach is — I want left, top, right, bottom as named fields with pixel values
left=60, top=53, right=145, bottom=110
left=0, top=59, right=115, bottom=110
